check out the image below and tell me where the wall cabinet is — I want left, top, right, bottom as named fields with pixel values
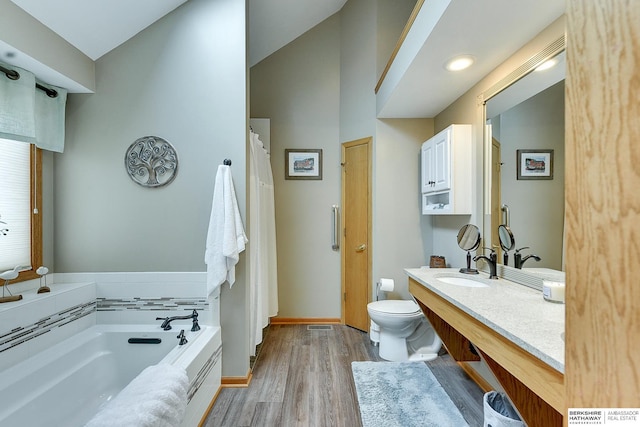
left=421, top=124, right=472, bottom=215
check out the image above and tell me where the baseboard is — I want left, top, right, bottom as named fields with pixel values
left=198, top=386, right=223, bottom=427
left=269, top=317, right=341, bottom=325
left=221, top=370, right=253, bottom=388
left=458, top=361, right=493, bottom=393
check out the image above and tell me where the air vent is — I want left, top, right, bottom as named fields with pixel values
left=307, top=325, right=333, bottom=331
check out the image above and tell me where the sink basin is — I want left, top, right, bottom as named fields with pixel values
left=437, top=276, right=490, bottom=288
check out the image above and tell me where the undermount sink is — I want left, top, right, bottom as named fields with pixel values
left=437, top=276, right=490, bottom=288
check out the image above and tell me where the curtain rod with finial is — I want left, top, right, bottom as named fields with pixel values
left=0, top=64, right=59, bottom=98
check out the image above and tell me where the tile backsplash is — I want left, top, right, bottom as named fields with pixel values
left=0, top=271, right=217, bottom=373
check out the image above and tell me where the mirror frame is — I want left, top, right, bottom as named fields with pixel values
left=478, top=35, right=566, bottom=289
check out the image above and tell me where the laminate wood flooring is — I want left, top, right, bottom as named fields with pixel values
left=205, top=324, right=484, bottom=427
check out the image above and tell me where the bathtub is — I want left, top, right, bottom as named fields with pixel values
left=0, top=323, right=221, bottom=427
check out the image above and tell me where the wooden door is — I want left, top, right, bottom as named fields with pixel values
left=341, top=137, right=372, bottom=332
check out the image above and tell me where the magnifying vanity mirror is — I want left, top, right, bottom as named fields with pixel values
left=482, top=37, right=566, bottom=276
left=497, top=224, right=515, bottom=265
left=457, top=224, right=481, bottom=274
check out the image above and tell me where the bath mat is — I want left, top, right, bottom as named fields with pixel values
left=351, top=361, right=469, bottom=427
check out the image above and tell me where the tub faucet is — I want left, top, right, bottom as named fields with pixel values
left=177, top=329, right=188, bottom=345
left=514, top=247, right=541, bottom=269
left=473, top=248, right=498, bottom=279
left=156, top=309, right=200, bottom=331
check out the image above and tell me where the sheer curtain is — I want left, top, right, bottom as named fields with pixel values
left=249, top=129, right=278, bottom=355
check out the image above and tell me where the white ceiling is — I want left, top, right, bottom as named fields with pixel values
left=376, top=0, right=566, bottom=118
left=4, top=0, right=564, bottom=118
left=9, top=0, right=346, bottom=65
left=10, top=0, right=189, bottom=61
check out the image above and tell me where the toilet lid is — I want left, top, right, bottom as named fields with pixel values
left=368, top=300, right=421, bottom=315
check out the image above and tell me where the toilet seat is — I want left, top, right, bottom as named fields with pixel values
left=367, top=300, right=421, bottom=316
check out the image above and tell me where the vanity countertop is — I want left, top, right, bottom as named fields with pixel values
left=405, top=267, right=565, bottom=373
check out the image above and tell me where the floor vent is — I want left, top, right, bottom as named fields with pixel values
left=307, top=325, right=333, bottom=331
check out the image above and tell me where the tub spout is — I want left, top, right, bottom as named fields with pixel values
left=156, top=309, right=200, bottom=331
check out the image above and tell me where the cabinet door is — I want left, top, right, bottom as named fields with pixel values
left=421, top=141, right=435, bottom=193
left=432, top=128, right=451, bottom=192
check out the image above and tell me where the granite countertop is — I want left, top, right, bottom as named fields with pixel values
left=405, top=267, right=565, bottom=373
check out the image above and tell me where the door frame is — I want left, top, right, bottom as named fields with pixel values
left=340, top=137, right=373, bottom=327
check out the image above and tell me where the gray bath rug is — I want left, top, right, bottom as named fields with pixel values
left=351, top=361, right=469, bottom=427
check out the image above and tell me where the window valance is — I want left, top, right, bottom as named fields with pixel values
left=0, top=61, right=67, bottom=153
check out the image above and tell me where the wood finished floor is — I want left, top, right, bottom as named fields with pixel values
left=205, top=324, right=484, bottom=427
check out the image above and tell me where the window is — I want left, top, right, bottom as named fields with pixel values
left=0, top=138, right=42, bottom=282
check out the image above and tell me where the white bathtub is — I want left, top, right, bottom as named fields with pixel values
left=0, top=324, right=221, bottom=427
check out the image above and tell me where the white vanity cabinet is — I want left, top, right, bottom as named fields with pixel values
left=421, top=124, right=472, bottom=215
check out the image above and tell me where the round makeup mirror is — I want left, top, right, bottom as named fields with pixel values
left=457, top=224, right=481, bottom=251
left=498, top=224, right=515, bottom=266
left=457, top=224, right=481, bottom=274
left=498, top=224, right=515, bottom=251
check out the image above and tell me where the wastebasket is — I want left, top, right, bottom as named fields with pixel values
left=483, top=391, right=524, bottom=427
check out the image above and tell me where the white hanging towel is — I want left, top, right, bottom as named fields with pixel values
left=205, top=164, right=248, bottom=296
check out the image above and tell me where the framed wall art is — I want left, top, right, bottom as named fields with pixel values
left=516, top=149, right=554, bottom=180
left=285, top=149, right=323, bottom=180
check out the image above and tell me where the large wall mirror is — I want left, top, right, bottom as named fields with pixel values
left=482, top=36, right=565, bottom=276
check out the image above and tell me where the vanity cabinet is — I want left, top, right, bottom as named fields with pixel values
left=421, top=124, right=472, bottom=214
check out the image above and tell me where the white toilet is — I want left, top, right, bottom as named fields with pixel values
left=367, top=299, right=442, bottom=362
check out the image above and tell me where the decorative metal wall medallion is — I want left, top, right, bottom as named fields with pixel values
left=125, top=136, right=178, bottom=188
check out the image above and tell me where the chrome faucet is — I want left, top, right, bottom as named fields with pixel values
left=514, top=247, right=541, bottom=269
left=473, top=248, right=498, bottom=279
left=156, top=309, right=200, bottom=331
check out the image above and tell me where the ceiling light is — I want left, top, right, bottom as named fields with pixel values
left=445, top=55, right=475, bottom=72
left=535, top=58, right=558, bottom=72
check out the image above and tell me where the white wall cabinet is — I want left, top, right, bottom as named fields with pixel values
left=421, top=124, right=472, bottom=215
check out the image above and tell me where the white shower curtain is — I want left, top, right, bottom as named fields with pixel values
left=249, top=130, right=278, bottom=355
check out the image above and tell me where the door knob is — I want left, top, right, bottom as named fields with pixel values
left=355, top=244, right=367, bottom=252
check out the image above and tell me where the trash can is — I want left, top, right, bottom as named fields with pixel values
left=483, top=391, right=524, bottom=427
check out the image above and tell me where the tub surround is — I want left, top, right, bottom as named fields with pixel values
left=0, top=281, right=97, bottom=372
left=0, top=271, right=222, bottom=427
left=406, top=267, right=564, bottom=426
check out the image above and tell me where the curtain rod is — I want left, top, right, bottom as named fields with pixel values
left=0, top=64, right=58, bottom=98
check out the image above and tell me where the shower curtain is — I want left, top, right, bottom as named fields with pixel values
left=249, top=130, right=278, bottom=355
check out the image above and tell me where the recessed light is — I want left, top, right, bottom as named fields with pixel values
left=535, top=58, right=558, bottom=72
left=445, top=55, right=475, bottom=72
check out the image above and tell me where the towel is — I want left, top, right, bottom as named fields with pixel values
left=85, top=364, right=189, bottom=427
left=205, top=165, right=248, bottom=295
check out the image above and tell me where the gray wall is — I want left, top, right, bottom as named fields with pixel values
left=434, top=17, right=566, bottom=267
left=250, top=0, right=433, bottom=317
left=0, top=0, right=95, bottom=91
left=374, top=118, right=433, bottom=300
left=59, top=0, right=249, bottom=376
left=250, top=13, right=342, bottom=318
left=495, top=81, right=565, bottom=270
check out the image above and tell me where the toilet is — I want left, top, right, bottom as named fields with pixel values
left=367, top=299, right=442, bottom=362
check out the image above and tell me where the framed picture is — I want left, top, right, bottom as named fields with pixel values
left=285, top=149, right=323, bottom=180
left=516, top=149, right=554, bottom=180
